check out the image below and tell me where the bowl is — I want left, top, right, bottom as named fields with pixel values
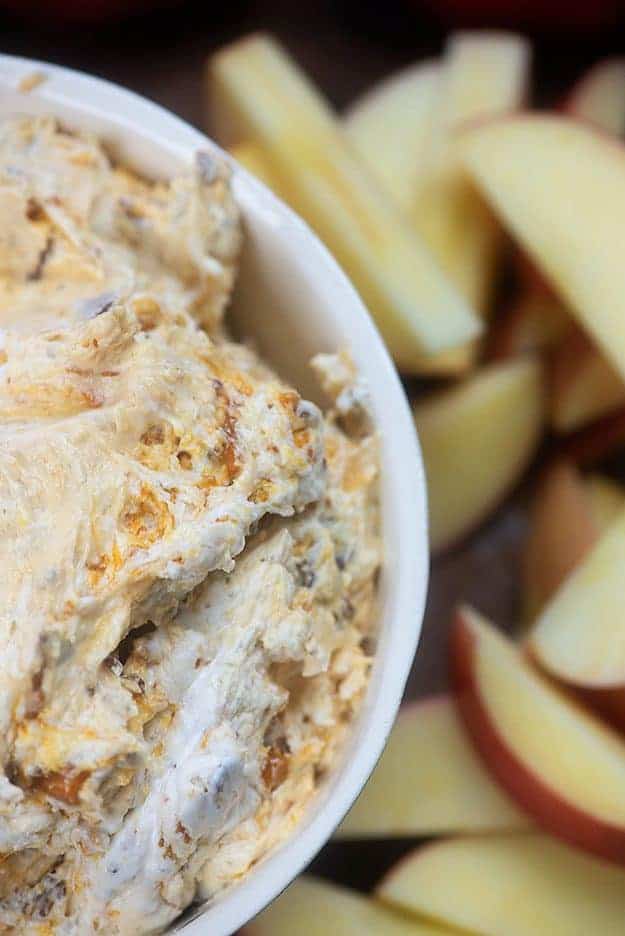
left=0, top=55, right=429, bottom=935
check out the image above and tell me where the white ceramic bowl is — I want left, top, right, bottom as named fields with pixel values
left=0, top=55, right=429, bottom=935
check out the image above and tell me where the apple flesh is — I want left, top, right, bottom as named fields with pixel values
left=414, top=356, right=544, bottom=553
left=413, top=31, right=530, bottom=317
left=565, top=59, right=625, bottom=136
left=461, top=114, right=625, bottom=381
left=377, top=833, right=625, bottom=936
left=550, top=326, right=625, bottom=433
left=343, top=57, right=474, bottom=379
left=207, top=35, right=481, bottom=372
left=585, top=475, right=625, bottom=533
left=453, top=606, right=625, bottom=862
left=529, top=510, right=625, bottom=689
left=228, top=141, right=282, bottom=193
left=344, top=62, right=441, bottom=214
left=522, top=459, right=598, bottom=622
left=241, top=876, right=452, bottom=936
left=337, top=695, right=528, bottom=838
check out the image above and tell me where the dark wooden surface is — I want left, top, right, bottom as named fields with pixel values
left=3, top=0, right=623, bottom=897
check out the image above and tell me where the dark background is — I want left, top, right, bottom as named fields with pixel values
left=3, top=0, right=623, bottom=898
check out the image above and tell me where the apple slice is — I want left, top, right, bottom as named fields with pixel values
left=227, top=143, right=477, bottom=389
left=228, top=140, right=282, bottom=192
left=461, top=114, right=625, bottom=380
left=522, top=459, right=598, bottom=622
left=377, top=833, right=625, bottom=936
left=241, top=876, right=452, bottom=936
left=529, top=510, right=625, bottom=689
left=207, top=35, right=480, bottom=372
left=565, top=59, right=625, bottom=136
left=413, top=32, right=530, bottom=317
left=550, top=326, right=625, bottom=433
left=414, top=356, right=544, bottom=553
left=344, top=61, right=440, bottom=213
left=432, top=31, right=530, bottom=137
left=337, top=695, right=528, bottom=838
left=489, top=289, right=569, bottom=359
left=585, top=475, right=625, bottom=532
left=453, top=606, right=625, bottom=862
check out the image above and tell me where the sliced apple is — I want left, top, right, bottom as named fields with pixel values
left=433, top=31, right=530, bottom=135
left=565, top=58, right=625, bottom=136
left=337, top=695, right=528, bottom=839
left=550, top=326, right=625, bottom=433
left=414, top=356, right=544, bottom=553
left=523, top=466, right=625, bottom=626
left=462, top=115, right=625, bottom=380
left=489, top=289, right=569, bottom=359
left=529, top=509, right=625, bottom=689
left=522, top=459, right=598, bottom=623
left=453, top=606, right=625, bottom=862
left=241, top=876, right=452, bottom=936
left=377, top=833, right=625, bottom=936
left=226, top=146, right=468, bottom=390
left=344, top=61, right=441, bottom=213
left=413, top=31, right=530, bottom=317
left=228, top=140, right=282, bottom=192
left=207, top=35, right=480, bottom=372
left=585, top=475, right=625, bottom=532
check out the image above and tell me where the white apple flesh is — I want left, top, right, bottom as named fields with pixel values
left=337, top=695, right=527, bottom=838
left=415, top=356, right=544, bottom=553
left=462, top=114, right=625, bottom=381
left=377, top=833, right=625, bottom=936
left=453, top=606, right=625, bottom=862
left=241, top=876, right=454, bottom=936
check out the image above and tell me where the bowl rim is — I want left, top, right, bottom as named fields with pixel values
left=0, top=54, right=429, bottom=935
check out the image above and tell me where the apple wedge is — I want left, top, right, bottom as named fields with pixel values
left=432, top=31, right=530, bottom=136
left=585, top=474, right=625, bottom=532
left=565, top=58, right=625, bottom=136
left=461, top=114, right=625, bottom=380
left=228, top=141, right=282, bottom=192
left=489, top=289, right=569, bottom=359
left=241, top=876, right=452, bottom=936
left=529, top=510, right=625, bottom=689
left=522, top=459, right=598, bottom=622
left=337, top=695, right=528, bottom=838
left=377, top=833, right=625, bottom=936
left=453, top=606, right=625, bottom=862
left=344, top=61, right=441, bottom=213
left=207, top=35, right=481, bottom=372
left=550, top=326, right=625, bottom=433
left=413, top=32, right=530, bottom=317
left=414, top=356, right=544, bottom=553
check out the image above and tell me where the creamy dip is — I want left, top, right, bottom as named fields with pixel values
left=0, top=117, right=380, bottom=934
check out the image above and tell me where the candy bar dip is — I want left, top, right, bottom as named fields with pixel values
left=0, top=117, right=380, bottom=935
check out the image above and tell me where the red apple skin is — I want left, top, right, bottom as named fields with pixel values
left=451, top=610, right=625, bottom=863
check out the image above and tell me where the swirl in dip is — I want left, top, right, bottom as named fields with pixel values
left=0, top=117, right=380, bottom=934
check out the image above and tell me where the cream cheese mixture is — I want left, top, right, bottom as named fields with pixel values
left=0, top=117, right=380, bottom=934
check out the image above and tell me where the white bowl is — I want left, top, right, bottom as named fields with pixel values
left=0, top=56, right=429, bottom=935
